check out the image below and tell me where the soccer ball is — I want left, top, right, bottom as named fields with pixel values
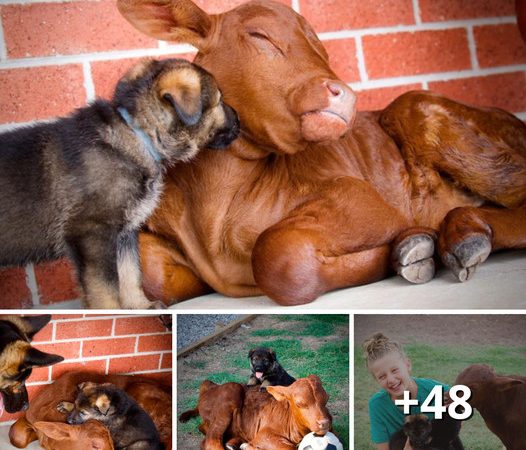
left=298, top=431, right=344, bottom=450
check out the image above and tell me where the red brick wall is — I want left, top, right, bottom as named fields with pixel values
left=0, top=0, right=525, bottom=307
left=0, top=314, right=172, bottom=424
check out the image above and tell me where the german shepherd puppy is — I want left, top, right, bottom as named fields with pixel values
left=0, top=315, right=63, bottom=413
left=58, top=381, right=163, bottom=450
left=389, top=413, right=464, bottom=450
left=0, top=58, right=240, bottom=309
left=247, top=347, right=296, bottom=387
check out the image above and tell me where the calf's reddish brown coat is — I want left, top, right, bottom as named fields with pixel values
left=33, top=420, right=114, bottom=450
left=9, top=371, right=172, bottom=450
left=455, top=364, right=526, bottom=450
left=118, top=0, right=526, bottom=305
left=179, top=375, right=332, bottom=450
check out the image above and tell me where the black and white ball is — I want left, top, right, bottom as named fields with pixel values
left=298, top=432, right=343, bottom=450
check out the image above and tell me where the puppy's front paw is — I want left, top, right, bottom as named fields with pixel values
left=57, top=401, right=74, bottom=414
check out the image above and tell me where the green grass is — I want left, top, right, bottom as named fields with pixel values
left=354, top=343, right=526, bottom=449
left=178, top=315, right=349, bottom=448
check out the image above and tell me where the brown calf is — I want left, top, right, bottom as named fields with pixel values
left=33, top=420, right=114, bottom=450
left=179, top=375, right=332, bottom=450
left=9, top=371, right=172, bottom=450
left=455, top=364, right=526, bottom=450
left=118, top=0, right=526, bottom=306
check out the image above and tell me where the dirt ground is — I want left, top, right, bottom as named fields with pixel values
left=177, top=314, right=348, bottom=449
left=354, top=314, right=526, bottom=346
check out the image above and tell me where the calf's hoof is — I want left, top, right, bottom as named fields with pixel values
left=149, top=300, right=168, bottom=310
left=392, top=233, right=435, bottom=284
left=442, top=234, right=491, bottom=282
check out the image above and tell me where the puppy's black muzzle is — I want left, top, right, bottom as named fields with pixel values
left=251, top=360, right=272, bottom=373
left=1, top=386, right=29, bottom=413
left=207, top=104, right=240, bottom=149
left=66, top=411, right=85, bottom=425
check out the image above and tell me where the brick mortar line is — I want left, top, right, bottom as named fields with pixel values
left=35, top=332, right=171, bottom=343
left=412, top=0, right=421, bottom=25
left=116, top=368, right=172, bottom=375
left=291, top=0, right=300, bottom=13
left=111, top=316, right=117, bottom=336
left=0, top=15, right=7, bottom=60
left=349, top=65, right=526, bottom=90
left=79, top=352, right=171, bottom=360
left=24, top=263, right=41, bottom=305
left=83, top=60, right=95, bottom=102
left=22, top=366, right=173, bottom=387
left=134, top=334, right=139, bottom=354
left=33, top=299, right=84, bottom=309
left=22, top=352, right=172, bottom=371
left=318, top=16, right=517, bottom=40
left=466, top=26, right=480, bottom=71
left=0, top=44, right=196, bottom=70
left=354, top=35, right=368, bottom=82
left=36, top=354, right=172, bottom=365
left=48, top=315, right=169, bottom=321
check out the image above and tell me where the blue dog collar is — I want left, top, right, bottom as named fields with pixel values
left=117, top=107, right=162, bottom=163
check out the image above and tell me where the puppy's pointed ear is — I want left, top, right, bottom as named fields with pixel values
left=20, top=315, right=52, bottom=339
left=159, top=67, right=203, bottom=126
left=95, top=395, right=112, bottom=416
left=22, top=347, right=64, bottom=369
left=77, top=381, right=99, bottom=393
left=248, top=349, right=255, bottom=359
left=268, top=348, right=276, bottom=360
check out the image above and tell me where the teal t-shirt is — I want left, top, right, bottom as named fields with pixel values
left=369, top=377, right=450, bottom=444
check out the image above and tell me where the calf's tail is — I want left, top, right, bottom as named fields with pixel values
left=179, top=408, right=199, bottom=422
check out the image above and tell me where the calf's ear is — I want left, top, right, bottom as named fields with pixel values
left=117, top=0, right=215, bottom=50
left=266, top=385, right=289, bottom=402
left=494, top=377, right=524, bottom=392
left=33, top=421, right=75, bottom=441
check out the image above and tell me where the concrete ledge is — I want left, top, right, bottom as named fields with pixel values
left=170, top=250, right=526, bottom=310
left=0, top=424, right=42, bottom=450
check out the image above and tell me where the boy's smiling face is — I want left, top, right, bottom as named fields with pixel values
left=369, top=352, right=413, bottom=400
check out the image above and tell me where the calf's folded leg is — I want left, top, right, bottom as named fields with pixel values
left=252, top=177, right=409, bottom=305
left=139, top=232, right=212, bottom=304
